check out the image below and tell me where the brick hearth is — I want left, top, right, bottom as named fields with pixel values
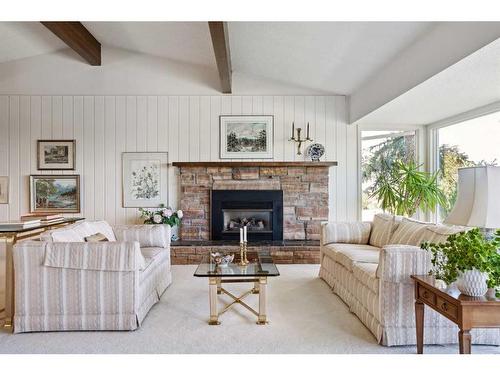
left=175, top=163, right=333, bottom=241
left=171, top=240, right=320, bottom=265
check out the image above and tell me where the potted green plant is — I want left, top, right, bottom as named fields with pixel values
left=421, top=228, right=500, bottom=297
left=370, top=160, right=448, bottom=217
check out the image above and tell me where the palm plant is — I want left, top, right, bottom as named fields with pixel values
left=370, top=160, right=447, bottom=217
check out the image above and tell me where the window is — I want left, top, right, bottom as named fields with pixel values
left=361, top=130, right=417, bottom=221
left=436, top=112, right=500, bottom=222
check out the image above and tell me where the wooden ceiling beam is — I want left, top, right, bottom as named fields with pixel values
left=208, top=21, right=232, bottom=94
left=41, top=22, right=101, bottom=66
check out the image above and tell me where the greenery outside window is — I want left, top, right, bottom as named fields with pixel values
left=361, top=130, right=417, bottom=221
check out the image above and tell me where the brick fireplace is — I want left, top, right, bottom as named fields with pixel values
left=173, top=162, right=337, bottom=242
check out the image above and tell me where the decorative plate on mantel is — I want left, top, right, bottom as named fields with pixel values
left=306, top=143, right=325, bottom=161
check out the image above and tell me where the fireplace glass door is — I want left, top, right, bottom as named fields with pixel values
left=211, top=190, right=283, bottom=241
left=222, top=209, right=273, bottom=234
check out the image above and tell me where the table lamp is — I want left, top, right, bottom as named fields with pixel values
left=444, top=166, right=500, bottom=238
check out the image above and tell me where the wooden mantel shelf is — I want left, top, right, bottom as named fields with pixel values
left=171, top=161, right=337, bottom=167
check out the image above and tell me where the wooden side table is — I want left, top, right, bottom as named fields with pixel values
left=411, top=275, right=500, bottom=354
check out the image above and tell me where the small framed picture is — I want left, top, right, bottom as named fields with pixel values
left=220, top=115, right=274, bottom=159
left=122, top=152, right=169, bottom=208
left=37, top=140, right=76, bottom=170
left=0, top=176, right=8, bottom=204
left=30, top=175, right=80, bottom=213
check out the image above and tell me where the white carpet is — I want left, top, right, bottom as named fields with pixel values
left=0, top=265, right=499, bottom=354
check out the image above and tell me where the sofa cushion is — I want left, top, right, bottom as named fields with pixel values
left=40, top=221, right=89, bottom=242
left=352, top=262, right=379, bottom=294
left=369, top=214, right=398, bottom=248
left=322, top=222, right=372, bottom=245
left=331, top=244, right=381, bottom=271
left=322, top=243, right=378, bottom=260
left=71, top=222, right=96, bottom=239
left=50, top=228, right=85, bottom=242
left=113, top=225, right=168, bottom=248
left=421, top=224, right=468, bottom=244
left=389, top=218, right=432, bottom=246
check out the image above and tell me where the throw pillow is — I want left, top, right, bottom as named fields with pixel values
left=84, top=232, right=109, bottom=242
left=86, top=221, right=117, bottom=242
left=389, top=218, right=430, bottom=246
left=369, top=213, right=398, bottom=248
left=322, top=222, right=372, bottom=245
left=421, top=224, right=468, bottom=244
left=51, top=228, right=85, bottom=242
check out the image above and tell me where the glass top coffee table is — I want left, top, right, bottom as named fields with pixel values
left=194, top=250, right=280, bottom=325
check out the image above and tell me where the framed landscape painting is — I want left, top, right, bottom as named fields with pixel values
left=122, top=152, right=168, bottom=208
left=30, top=175, right=80, bottom=213
left=37, top=140, right=76, bottom=170
left=220, top=115, right=274, bottom=159
left=0, top=176, right=8, bottom=204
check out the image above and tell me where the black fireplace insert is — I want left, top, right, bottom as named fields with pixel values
left=211, top=190, right=283, bottom=241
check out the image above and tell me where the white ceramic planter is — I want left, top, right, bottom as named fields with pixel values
left=457, top=269, right=488, bottom=297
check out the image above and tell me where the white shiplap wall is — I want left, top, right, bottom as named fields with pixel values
left=0, top=95, right=355, bottom=224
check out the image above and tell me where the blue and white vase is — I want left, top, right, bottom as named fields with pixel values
left=306, top=143, right=325, bottom=161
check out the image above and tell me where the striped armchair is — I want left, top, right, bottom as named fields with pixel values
left=12, top=221, right=171, bottom=333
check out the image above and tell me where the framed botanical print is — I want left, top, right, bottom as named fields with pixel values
left=30, top=175, right=80, bottom=213
left=37, top=140, right=76, bottom=170
left=0, top=176, right=8, bottom=204
left=220, top=115, right=274, bottom=159
left=122, top=152, right=168, bottom=208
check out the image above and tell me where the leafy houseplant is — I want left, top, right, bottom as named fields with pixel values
left=370, top=160, right=448, bottom=217
left=139, top=204, right=183, bottom=227
left=421, top=228, right=500, bottom=296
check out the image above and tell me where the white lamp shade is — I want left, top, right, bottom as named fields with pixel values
left=444, top=166, right=500, bottom=228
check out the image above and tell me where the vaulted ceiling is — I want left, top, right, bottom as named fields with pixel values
left=0, top=21, right=499, bottom=125
left=0, top=21, right=433, bottom=96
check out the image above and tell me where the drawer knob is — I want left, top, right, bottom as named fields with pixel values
left=441, top=302, right=448, bottom=311
left=423, top=291, right=429, bottom=298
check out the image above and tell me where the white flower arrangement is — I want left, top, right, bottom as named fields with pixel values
left=139, top=204, right=183, bottom=227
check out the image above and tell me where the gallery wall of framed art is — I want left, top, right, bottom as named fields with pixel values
left=25, top=139, right=81, bottom=214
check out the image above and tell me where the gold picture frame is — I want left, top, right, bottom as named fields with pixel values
left=30, top=175, right=81, bottom=213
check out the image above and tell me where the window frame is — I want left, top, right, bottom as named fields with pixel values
left=357, top=123, right=426, bottom=221
left=426, top=101, right=500, bottom=223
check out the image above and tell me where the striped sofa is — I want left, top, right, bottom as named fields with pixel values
left=12, top=221, right=172, bottom=333
left=319, top=214, right=500, bottom=346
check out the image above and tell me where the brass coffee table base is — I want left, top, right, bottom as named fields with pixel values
left=208, top=277, right=268, bottom=325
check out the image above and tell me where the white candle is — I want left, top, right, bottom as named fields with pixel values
left=240, top=228, right=243, bottom=244
left=244, top=225, right=247, bottom=242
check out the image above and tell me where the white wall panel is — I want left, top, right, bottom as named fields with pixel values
left=0, top=95, right=355, bottom=224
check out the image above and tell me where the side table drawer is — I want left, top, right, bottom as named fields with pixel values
left=436, top=296, right=458, bottom=320
left=418, top=285, right=436, bottom=305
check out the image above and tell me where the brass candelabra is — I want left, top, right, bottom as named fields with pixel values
left=238, top=241, right=249, bottom=266
left=289, top=122, right=313, bottom=155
